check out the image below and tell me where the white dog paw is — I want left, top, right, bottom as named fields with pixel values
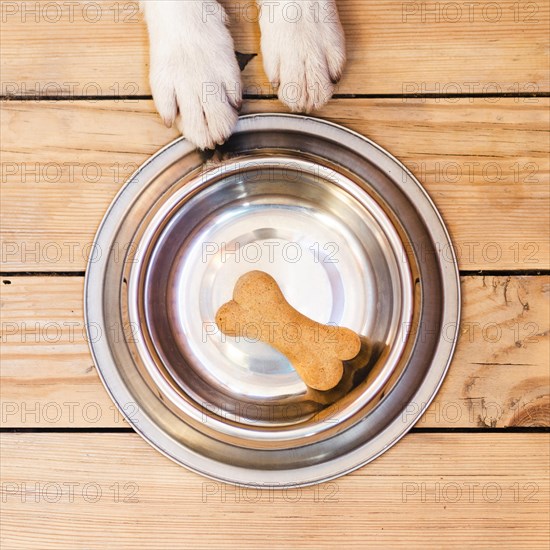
left=258, top=0, right=346, bottom=112
left=145, top=2, right=242, bottom=149
left=149, top=50, right=241, bottom=150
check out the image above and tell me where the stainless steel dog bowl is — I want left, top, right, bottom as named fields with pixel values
left=85, top=114, right=460, bottom=486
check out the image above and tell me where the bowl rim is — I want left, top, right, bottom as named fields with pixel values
left=84, top=113, right=461, bottom=487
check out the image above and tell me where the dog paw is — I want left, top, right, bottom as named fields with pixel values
left=145, top=3, right=242, bottom=149
left=258, top=0, right=346, bottom=112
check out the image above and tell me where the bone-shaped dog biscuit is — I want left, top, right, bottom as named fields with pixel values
left=215, top=271, right=361, bottom=391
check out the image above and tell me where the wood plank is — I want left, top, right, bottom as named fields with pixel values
left=1, top=99, right=548, bottom=271
left=1, top=275, right=548, bottom=428
left=1, top=432, right=548, bottom=549
left=1, top=0, right=548, bottom=96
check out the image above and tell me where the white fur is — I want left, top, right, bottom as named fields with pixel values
left=142, top=0, right=346, bottom=148
left=258, top=0, right=346, bottom=112
left=141, top=1, right=241, bottom=150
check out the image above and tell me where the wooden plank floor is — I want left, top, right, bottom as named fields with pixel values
left=1, top=1, right=549, bottom=548
left=2, top=99, right=549, bottom=271
left=1, top=433, right=549, bottom=549
left=2, top=0, right=549, bottom=95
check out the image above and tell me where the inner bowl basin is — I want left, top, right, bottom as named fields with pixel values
left=129, top=157, right=413, bottom=446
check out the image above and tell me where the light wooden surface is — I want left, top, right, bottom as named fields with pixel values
left=1, top=0, right=549, bottom=547
left=1, top=0, right=548, bottom=95
left=2, top=99, right=548, bottom=271
left=1, top=275, right=548, bottom=428
left=1, top=432, right=549, bottom=549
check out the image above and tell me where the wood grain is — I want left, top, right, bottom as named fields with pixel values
left=0, top=432, right=548, bottom=549
left=1, top=275, right=548, bottom=428
left=1, top=0, right=548, bottom=96
left=1, top=99, right=548, bottom=271
left=2, top=0, right=548, bottom=545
